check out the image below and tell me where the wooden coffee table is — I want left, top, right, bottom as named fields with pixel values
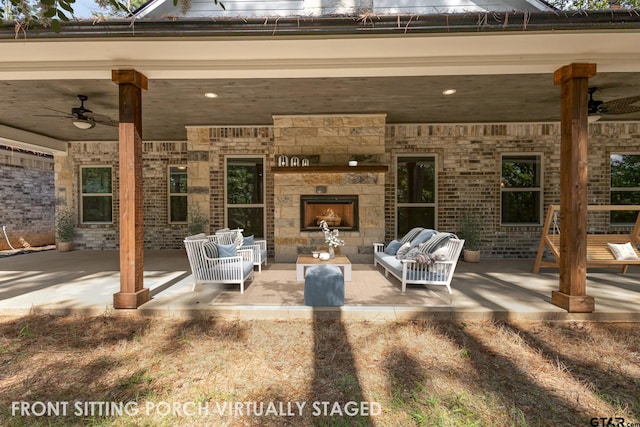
left=296, top=254, right=352, bottom=281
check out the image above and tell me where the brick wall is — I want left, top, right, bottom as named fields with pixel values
left=386, top=122, right=640, bottom=258
left=60, top=141, right=190, bottom=250
left=0, top=148, right=55, bottom=250
left=58, top=120, right=640, bottom=259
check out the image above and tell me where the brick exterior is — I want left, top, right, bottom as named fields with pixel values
left=0, top=148, right=55, bottom=250
left=54, top=120, right=640, bottom=260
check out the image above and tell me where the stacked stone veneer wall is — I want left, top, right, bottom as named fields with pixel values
left=386, top=122, right=640, bottom=258
left=273, top=114, right=387, bottom=263
left=0, top=149, right=54, bottom=250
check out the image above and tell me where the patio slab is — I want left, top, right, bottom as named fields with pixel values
left=0, top=249, right=638, bottom=321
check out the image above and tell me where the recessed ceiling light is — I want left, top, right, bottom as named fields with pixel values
left=204, top=92, right=218, bottom=98
left=442, top=89, right=457, bottom=96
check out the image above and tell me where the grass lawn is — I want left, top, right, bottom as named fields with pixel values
left=0, top=314, right=638, bottom=426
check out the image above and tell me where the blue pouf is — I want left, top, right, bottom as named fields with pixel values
left=304, top=264, right=344, bottom=307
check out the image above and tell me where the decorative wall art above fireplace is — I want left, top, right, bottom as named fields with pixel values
left=300, top=195, right=359, bottom=232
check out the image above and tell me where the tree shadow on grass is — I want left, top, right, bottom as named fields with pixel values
left=153, top=314, right=249, bottom=355
left=501, top=321, right=640, bottom=422
left=309, top=310, right=373, bottom=427
left=0, top=314, right=155, bottom=425
left=428, top=320, right=613, bottom=426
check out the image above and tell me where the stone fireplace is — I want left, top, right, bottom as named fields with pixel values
left=272, top=114, right=387, bottom=263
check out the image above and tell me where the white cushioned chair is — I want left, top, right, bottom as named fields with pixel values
left=183, top=236, right=254, bottom=293
left=212, top=229, right=268, bottom=272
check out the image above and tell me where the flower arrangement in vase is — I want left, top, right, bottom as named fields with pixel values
left=319, top=219, right=345, bottom=258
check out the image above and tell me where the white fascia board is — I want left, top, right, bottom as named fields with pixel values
left=1, top=31, right=640, bottom=80
left=0, top=124, right=67, bottom=154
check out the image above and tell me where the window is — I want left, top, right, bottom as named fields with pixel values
left=610, top=154, right=640, bottom=224
left=168, top=166, right=188, bottom=223
left=226, top=157, right=265, bottom=237
left=501, top=154, right=542, bottom=225
left=396, top=156, right=436, bottom=236
left=81, top=166, right=113, bottom=223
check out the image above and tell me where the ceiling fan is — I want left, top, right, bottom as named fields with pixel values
left=37, top=95, right=118, bottom=129
left=588, top=87, right=640, bottom=119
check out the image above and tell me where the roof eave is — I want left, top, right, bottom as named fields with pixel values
left=2, top=10, right=640, bottom=40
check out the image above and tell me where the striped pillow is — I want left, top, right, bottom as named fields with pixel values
left=399, top=227, right=425, bottom=244
left=419, top=233, right=456, bottom=254
left=203, top=241, right=219, bottom=258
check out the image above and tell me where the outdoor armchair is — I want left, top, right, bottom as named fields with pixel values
left=183, top=237, right=254, bottom=293
left=211, top=230, right=268, bottom=272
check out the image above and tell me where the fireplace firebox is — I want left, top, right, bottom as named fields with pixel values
left=300, top=195, right=359, bottom=232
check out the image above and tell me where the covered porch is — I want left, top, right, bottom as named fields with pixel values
left=0, top=249, right=638, bottom=321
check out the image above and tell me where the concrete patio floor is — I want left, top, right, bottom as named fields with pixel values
left=0, top=249, right=638, bottom=321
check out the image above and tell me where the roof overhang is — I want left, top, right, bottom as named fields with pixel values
left=2, top=30, right=640, bottom=81
left=0, top=124, right=66, bottom=154
left=1, top=12, right=640, bottom=147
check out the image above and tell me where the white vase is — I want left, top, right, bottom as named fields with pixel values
left=329, top=246, right=335, bottom=259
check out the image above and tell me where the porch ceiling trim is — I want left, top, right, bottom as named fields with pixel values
left=2, top=31, right=640, bottom=80
left=0, top=124, right=66, bottom=154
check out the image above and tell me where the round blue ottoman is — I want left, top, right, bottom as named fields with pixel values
left=304, top=264, right=344, bottom=307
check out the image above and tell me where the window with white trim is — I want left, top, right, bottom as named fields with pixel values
left=500, top=154, right=542, bottom=225
left=81, top=166, right=113, bottom=223
left=610, top=153, right=640, bottom=224
left=225, top=157, right=265, bottom=238
left=396, top=155, right=436, bottom=236
left=168, top=166, right=188, bottom=223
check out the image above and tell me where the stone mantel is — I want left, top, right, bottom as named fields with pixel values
left=272, top=165, right=387, bottom=173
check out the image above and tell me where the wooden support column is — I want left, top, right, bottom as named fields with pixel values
left=551, top=63, right=596, bottom=313
left=112, top=69, right=149, bottom=309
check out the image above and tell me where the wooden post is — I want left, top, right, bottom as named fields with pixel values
left=112, top=69, right=149, bottom=309
left=551, top=63, right=596, bottom=313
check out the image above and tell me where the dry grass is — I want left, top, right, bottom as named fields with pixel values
left=0, top=314, right=639, bottom=427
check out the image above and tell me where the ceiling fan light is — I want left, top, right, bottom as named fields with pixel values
left=72, top=118, right=95, bottom=129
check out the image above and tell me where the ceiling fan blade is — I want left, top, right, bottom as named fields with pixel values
left=39, top=106, right=73, bottom=115
left=600, top=96, right=640, bottom=115
left=84, top=112, right=118, bottom=127
left=34, top=113, right=74, bottom=118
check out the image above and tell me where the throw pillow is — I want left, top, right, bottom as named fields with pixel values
left=217, top=243, right=238, bottom=258
left=233, top=231, right=244, bottom=248
left=409, top=229, right=437, bottom=248
left=203, top=241, right=219, bottom=258
left=243, top=235, right=255, bottom=246
left=395, top=242, right=412, bottom=259
left=420, top=232, right=457, bottom=254
left=404, top=247, right=421, bottom=260
left=607, top=242, right=639, bottom=260
left=413, top=252, right=432, bottom=265
left=384, top=239, right=403, bottom=255
left=399, top=227, right=424, bottom=244
left=431, top=246, right=450, bottom=261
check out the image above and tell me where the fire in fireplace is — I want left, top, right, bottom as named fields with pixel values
left=300, top=195, right=359, bottom=232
